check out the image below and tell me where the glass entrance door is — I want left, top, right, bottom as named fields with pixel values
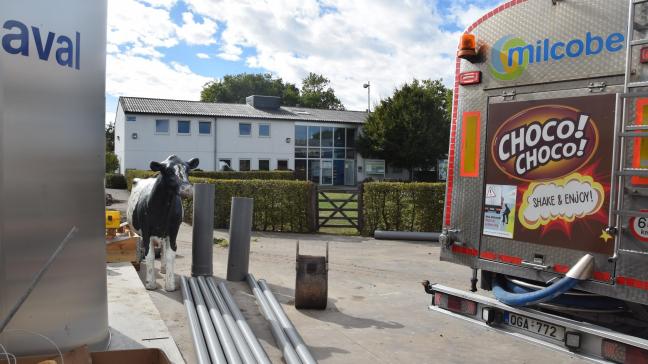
left=344, top=160, right=355, bottom=185
left=321, top=160, right=333, bottom=185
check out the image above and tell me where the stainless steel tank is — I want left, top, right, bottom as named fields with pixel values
left=0, top=1, right=109, bottom=354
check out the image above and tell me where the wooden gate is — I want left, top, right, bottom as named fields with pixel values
left=317, top=188, right=361, bottom=231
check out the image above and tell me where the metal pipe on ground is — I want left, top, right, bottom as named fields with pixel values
left=227, top=197, right=254, bottom=281
left=180, top=276, right=212, bottom=364
left=218, top=281, right=272, bottom=364
left=373, top=230, right=440, bottom=241
left=196, top=276, right=242, bottom=364
left=205, top=277, right=257, bottom=364
left=189, top=277, right=228, bottom=364
left=257, top=279, right=317, bottom=364
left=246, top=274, right=302, bottom=364
left=192, top=183, right=215, bottom=276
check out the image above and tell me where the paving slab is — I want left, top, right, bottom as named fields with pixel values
left=107, top=262, right=184, bottom=363
left=107, top=189, right=589, bottom=363
left=143, top=225, right=590, bottom=364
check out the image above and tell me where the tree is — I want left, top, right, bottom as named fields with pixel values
left=106, top=152, right=119, bottom=173
left=106, top=121, right=115, bottom=152
left=357, top=79, right=450, bottom=179
left=200, top=73, right=300, bottom=106
left=200, top=72, right=345, bottom=110
left=299, top=73, right=344, bottom=110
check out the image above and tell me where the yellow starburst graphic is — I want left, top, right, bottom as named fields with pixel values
left=600, top=229, right=613, bottom=243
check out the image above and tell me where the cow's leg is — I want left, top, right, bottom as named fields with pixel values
left=144, top=240, right=157, bottom=290
left=164, top=237, right=176, bottom=291
left=160, top=238, right=166, bottom=274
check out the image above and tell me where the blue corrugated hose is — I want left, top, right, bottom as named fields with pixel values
left=503, top=278, right=624, bottom=309
left=492, top=275, right=580, bottom=307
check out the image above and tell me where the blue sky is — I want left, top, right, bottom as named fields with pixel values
left=106, top=0, right=503, bottom=123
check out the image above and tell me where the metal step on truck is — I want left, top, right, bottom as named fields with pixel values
left=424, top=0, right=648, bottom=362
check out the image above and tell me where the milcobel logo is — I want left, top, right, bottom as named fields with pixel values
left=489, top=32, right=624, bottom=81
left=1, top=20, right=81, bottom=70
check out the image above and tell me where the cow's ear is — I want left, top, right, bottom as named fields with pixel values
left=150, top=161, right=164, bottom=171
left=188, top=158, right=200, bottom=170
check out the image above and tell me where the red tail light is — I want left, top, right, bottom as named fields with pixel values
left=602, top=339, right=648, bottom=364
left=434, top=292, right=477, bottom=316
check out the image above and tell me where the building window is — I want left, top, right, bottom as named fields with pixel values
left=295, top=125, right=307, bottom=146
left=126, top=115, right=136, bottom=122
left=199, top=121, right=211, bottom=135
left=239, top=123, right=252, bottom=136
left=259, top=124, right=271, bottom=137
left=219, top=159, right=232, bottom=171
left=322, top=127, right=333, bottom=147
left=308, top=126, right=321, bottom=147
left=259, top=159, right=270, bottom=171
left=278, top=160, right=288, bottom=170
left=177, top=120, right=191, bottom=134
left=156, top=119, right=169, bottom=134
left=239, top=159, right=251, bottom=171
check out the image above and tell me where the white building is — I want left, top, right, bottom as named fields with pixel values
left=114, top=95, right=409, bottom=185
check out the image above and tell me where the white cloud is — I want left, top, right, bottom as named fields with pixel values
left=196, top=52, right=210, bottom=59
left=139, top=0, right=178, bottom=9
left=106, top=111, right=116, bottom=125
left=185, top=0, right=462, bottom=110
left=176, top=12, right=218, bottom=46
left=107, top=0, right=179, bottom=56
left=106, top=0, right=215, bottom=104
left=217, top=43, right=243, bottom=61
left=448, top=1, right=506, bottom=30
left=107, top=53, right=211, bottom=100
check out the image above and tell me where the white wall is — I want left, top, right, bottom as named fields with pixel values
left=122, top=113, right=216, bottom=171
left=216, top=117, right=294, bottom=170
left=114, top=103, right=126, bottom=173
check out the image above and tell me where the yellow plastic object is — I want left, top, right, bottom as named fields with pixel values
left=105, top=210, right=121, bottom=229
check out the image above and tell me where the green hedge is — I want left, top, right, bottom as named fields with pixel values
left=126, top=170, right=158, bottom=190
left=105, top=173, right=127, bottom=189
left=361, top=182, right=445, bottom=236
left=183, top=178, right=316, bottom=233
left=126, top=169, right=295, bottom=190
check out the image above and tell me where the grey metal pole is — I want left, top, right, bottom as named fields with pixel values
left=180, top=276, right=212, bottom=364
left=196, top=276, right=242, bottom=364
left=192, top=183, right=215, bottom=276
left=246, top=274, right=301, bottom=364
left=258, top=280, right=317, bottom=364
left=227, top=197, right=254, bottom=281
left=373, top=230, right=440, bottom=241
left=189, top=277, right=228, bottom=364
left=206, top=277, right=257, bottom=364
left=218, top=281, right=272, bottom=364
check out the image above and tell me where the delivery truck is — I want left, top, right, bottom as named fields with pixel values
left=424, top=0, right=648, bottom=362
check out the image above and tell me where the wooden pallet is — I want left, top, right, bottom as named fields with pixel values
left=106, top=223, right=140, bottom=268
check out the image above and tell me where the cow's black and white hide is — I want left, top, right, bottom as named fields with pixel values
left=127, top=155, right=199, bottom=291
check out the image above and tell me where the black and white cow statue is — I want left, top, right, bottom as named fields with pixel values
left=127, top=155, right=199, bottom=291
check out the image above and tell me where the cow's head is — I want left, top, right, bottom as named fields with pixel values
left=150, top=155, right=199, bottom=198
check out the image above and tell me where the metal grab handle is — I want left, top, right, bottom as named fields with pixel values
left=521, top=260, right=550, bottom=271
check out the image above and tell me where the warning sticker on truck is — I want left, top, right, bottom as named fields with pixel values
left=484, top=94, right=615, bottom=255
left=483, top=184, right=517, bottom=239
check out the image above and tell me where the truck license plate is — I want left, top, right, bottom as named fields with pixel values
left=505, top=313, right=565, bottom=341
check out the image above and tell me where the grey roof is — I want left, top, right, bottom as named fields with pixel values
left=119, top=96, right=368, bottom=124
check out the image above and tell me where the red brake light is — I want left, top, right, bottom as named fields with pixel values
left=602, top=339, right=648, bottom=364
left=641, top=47, right=648, bottom=64
left=435, top=293, right=477, bottom=316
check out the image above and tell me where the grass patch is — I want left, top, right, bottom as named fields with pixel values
left=213, top=237, right=229, bottom=248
